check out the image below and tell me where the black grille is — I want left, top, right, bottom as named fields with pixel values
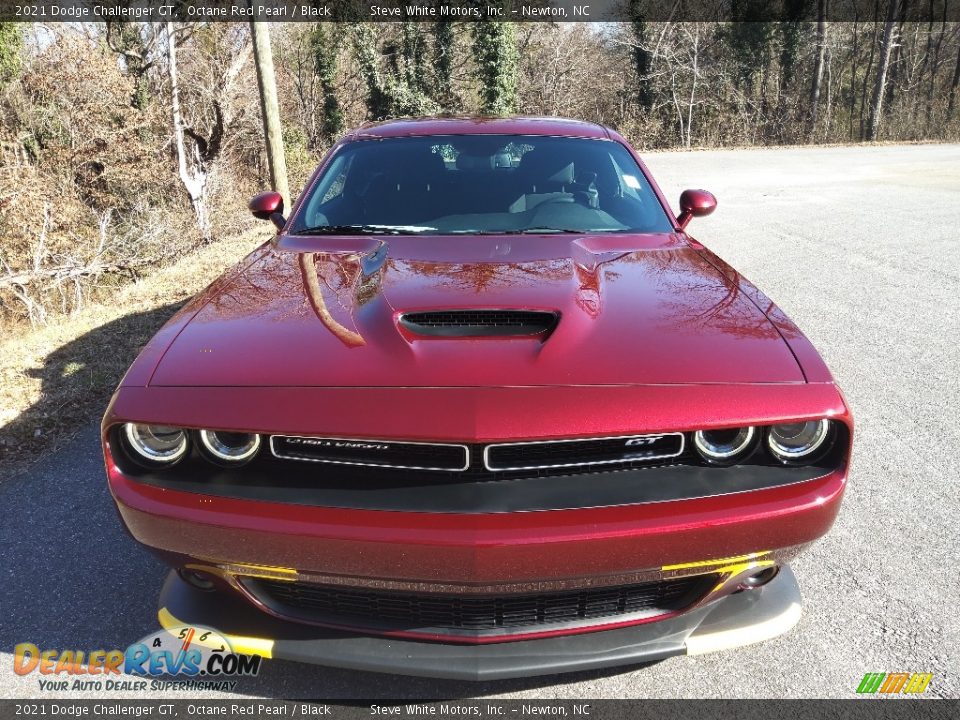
left=246, top=576, right=712, bottom=636
left=485, top=434, right=684, bottom=471
left=399, top=310, right=558, bottom=337
left=270, top=434, right=685, bottom=478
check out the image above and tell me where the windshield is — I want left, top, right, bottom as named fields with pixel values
left=291, top=135, right=673, bottom=236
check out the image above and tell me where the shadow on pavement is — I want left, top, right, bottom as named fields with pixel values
left=0, top=303, right=185, bottom=472
left=0, top=305, right=185, bottom=686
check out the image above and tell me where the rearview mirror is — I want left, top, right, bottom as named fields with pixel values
left=677, top=189, right=717, bottom=230
left=249, top=191, right=286, bottom=230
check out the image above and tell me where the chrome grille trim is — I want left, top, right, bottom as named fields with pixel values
left=269, top=433, right=686, bottom=475
left=269, top=435, right=470, bottom=472
left=483, top=433, right=686, bottom=472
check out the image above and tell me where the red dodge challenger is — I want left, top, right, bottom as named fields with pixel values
left=102, top=117, right=851, bottom=680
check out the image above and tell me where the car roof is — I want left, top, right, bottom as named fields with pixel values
left=346, top=116, right=612, bottom=140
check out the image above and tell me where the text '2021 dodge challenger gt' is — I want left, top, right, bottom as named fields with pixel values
left=103, top=117, right=851, bottom=680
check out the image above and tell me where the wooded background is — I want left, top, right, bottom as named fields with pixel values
left=1, top=15, right=959, bottom=325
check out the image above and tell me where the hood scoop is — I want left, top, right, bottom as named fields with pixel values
left=399, top=310, right=559, bottom=338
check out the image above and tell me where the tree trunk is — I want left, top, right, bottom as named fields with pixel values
left=250, top=21, right=290, bottom=208
left=849, top=17, right=860, bottom=140
left=884, top=16, right=906, bottom=114
left=866, top=1, right=899, bottom=141
left=352, top=24, right=390, bottom=120
left=433, top=21, right=456, bottom=109
left=919, top=0, right=935, bottom=128
left=809, top=0, right=828, bottom=136
left=860, top=1, right=881, bottom=139
left=948, top=37, right=960, bottom=120
left=823, top=44, right=833, bottom=136
left=471, top=16, right=519, bottom=116
left=166, top=21, right=211, bottom=243
left=925, top=11, right=947, bottom=130
left=686, top=25, right=700, bottom=149
left=311, top=24, right=344, bottom=146
left=629, top=4, right=654, bottom=111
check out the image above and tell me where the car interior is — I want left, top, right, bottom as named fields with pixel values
left=295, top=135, right=674, bottom=234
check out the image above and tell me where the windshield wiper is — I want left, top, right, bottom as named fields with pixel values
left=292, top=224, right=434, bottom=236
left=507, top=227, right=615, bottom=235
left=403, top=227, right=629, bottom=236
left=446, top=227, right=593, bottom=235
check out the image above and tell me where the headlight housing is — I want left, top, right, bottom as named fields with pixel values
left=693, top=426, right=756, bottom=465
left=198, top=429, right=261, bottom=466
left=122, top=423, right=189, bottom=468
left=767, top=420, right=832, bottom=464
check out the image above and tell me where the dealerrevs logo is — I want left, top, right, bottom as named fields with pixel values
left=14, top=625, right=261, bottom=692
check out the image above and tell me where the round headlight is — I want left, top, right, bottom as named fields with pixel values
left=693, top=427, right=756, bottom=465
left=767, top=420, right=831, bottom=463
left=123, top=423, right=188, bottom=467
left=198, top=430, right=261, bottom=466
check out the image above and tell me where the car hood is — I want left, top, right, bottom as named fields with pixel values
left=148, top=234, right=804, bottom=387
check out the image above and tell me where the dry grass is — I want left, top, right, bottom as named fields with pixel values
left=0, top=229, right=267, bottom=470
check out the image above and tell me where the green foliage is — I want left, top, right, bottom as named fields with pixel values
left=352, top=24, right=391, bottom=119
left=777, top=0, right=812, bottom=88
left=777, top=22, right=803, bottom=89
left=0, top=23, right=22, bottom=88
left=102, top=22, right=161, bottom=109
left=351, top=23, right=438, bottom=120
left=722, top=8, right=776, bottom=95
left=310, top=24, right=344, bottom=144
left=282, top=122, right=317, bottom=191
left=401, top=21, right=426, bottom=95
left=471, top=13, right=518, bottom=115
left=131, top=74, right=150, bottom=111
left=628, top=1, right=653, bottom=110
left=433, top=21, right=457, bottom=108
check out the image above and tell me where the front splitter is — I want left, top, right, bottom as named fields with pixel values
left=156, top=567, right=802, bottom=681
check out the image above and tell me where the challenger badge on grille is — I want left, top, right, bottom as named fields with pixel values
left=270, top=436, right=469, bottom=471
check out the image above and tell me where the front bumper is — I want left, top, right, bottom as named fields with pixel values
left=158, top=565, right=802, bottom=680
left=111, top=461, right=842, bottom=643
left=111, top=465, right=845, bottom=592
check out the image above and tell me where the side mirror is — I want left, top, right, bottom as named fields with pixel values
left=677, top=189, right=717, bottom=230
left=249, top=191, right=286, bottom=230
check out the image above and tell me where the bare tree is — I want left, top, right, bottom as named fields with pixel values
left=166, top=22, right=209, bottom=241
left=809, top=0, right=828, bottom=136
left=950, top=37, right=960, bottom=119
left=166, top=23, right=251, bottom=242
left=653, top=23, right=709, bottom=148
left=867, top=1, right=900, bottom=141
left=674, top=24, right=704, bottom=148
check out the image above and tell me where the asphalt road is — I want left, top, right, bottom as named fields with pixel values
left=1, top=143, right=958, bottom=700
